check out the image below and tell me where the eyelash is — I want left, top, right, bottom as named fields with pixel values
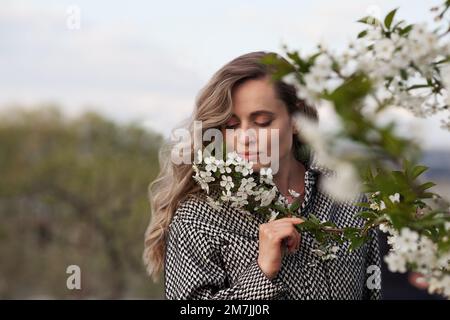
left=257, top=121, right=272, bottom=127
left=225, top=121, right=272, bottom=129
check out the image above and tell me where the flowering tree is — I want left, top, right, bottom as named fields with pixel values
left=192, top=2, right=450, bottom=298
left=261, top=1, right=450, bottom=298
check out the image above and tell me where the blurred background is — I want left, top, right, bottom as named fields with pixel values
left=0, top=0, right=449, bottom=299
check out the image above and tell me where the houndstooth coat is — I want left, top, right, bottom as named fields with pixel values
left=164, top=165, right=382, bottom=300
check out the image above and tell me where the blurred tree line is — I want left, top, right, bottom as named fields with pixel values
left=0, top=105, right=164, bottom=299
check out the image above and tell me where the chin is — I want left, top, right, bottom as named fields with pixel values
left=251, top=163, right=261, bottom=172
left=249, top=162, right=270, bottom=173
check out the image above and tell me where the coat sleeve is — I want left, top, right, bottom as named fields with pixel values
left=363, top=227, right=382, bottom=300
left=164, top=217, right=287, bottom=300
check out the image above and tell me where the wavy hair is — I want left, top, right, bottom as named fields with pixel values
left=143, top=51, right=318, bottom=281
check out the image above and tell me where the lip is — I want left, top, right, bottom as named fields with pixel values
left=238, top=152, right=259, bottom=158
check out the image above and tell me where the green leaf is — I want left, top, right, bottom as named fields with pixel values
left=297, top=220, right=318, bottom=231
left=260, top=53, right=295, bottom=80
left=392, top=170, right=407, bottom=186
left=384, top=8, right=398, bottom=30
left=421, top=192, right=435, bottom=199
left=365, top=165, right=374, bottom=182
left=343, top=227, right=361, bottom=238
left=354, top=201, right=371, bottom=209
left=289, top=200, right=301, bottom=213
left=325, top=73, right=372, bottom=111
left=308, top=214, right=321, bottom=225
left=357, top=30, right=368, bottom=38
left=400, top=68, right=408, bottom=80
left=357, top=16, right=381, bottom=26
left=411, top=165, right=428, bottom=179
left=286, top=51, right=303, bottom=68
left=272, top=204, right=288, bottom=214
left=392, top=19, right=405, bottom=30
left=349, top=236, right=366, bottom=251
left=321, top=221, right=337, bottom=228
left=418, top=181, right=436, bottom=192
left=355, top=210, right=378, bottom=220
left=399, top=24, right=413, bottom=36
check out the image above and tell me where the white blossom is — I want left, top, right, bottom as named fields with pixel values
left=384, top=252, right=408, bottom=273
left=206, top=196, right=222, bottom=211
left=373, top=38, right=396, bottom=60
left=192, top=165, right=215, bottom=194
left=379, top=222, right=396, bottom=235
left=393, top=228, right=419, bottom=253
left=330, top=245, right=340, bottom=254
left=220, top=175, right=234, bottom=191
left=258, top=186, right=277, bottom=207
left=235, top=161, right=253, bottom=176
left=383, top=226, right=450, bottom=298
left=220, top=189, right=233, bottom=202
left=239, top=177, right=257, bottom=194
left=389, top=193, right=400, bottom=203
left=275, top=193, right=290, bottom=207
left=259, top=167, right=274, bottom=184
left=217, top=159, right=232, bottom=174
left=321, top=162, right=362, bottom=202
left=312, top=244, right=340, bottom=261
left=288, top=189, right=301, bottom=198
left=225, top=151, right=241, bottom=166
left=311, top=249, right=325, bottom=257
left=269, top=209, right=279, bottom=222
left=204, top=156, right=218, bottom=172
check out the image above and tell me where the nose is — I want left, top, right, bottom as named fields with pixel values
left=237, top=127, right=257, bottom=151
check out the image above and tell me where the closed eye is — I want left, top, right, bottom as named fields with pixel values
left=223, top=120, right=272, bottom=129
left=224, top=123, right=239, bottom=129
left=256, top=121, right=272, bottom=127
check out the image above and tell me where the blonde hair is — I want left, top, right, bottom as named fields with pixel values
left=143, top=51, right=318, bottom=281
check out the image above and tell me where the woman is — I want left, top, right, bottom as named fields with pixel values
left=143, top=51, right=381, bottom=300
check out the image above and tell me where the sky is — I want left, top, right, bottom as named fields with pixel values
left=1, top=0, right=449, bottom=150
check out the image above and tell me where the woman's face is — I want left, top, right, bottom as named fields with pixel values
left=221, top=76, right=296, bottom=172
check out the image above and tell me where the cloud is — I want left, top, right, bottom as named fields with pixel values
left=0, top=0, right=448, bottom=149
left=0, top=1, right=202, bottom=137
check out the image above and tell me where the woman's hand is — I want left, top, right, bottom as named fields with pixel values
left=257, top=217, right=304, bottom=280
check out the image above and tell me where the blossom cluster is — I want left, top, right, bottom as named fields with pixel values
left=274, top=5, right=450, bottom=298
left=286, top=22, right=450, bottom=130
left=381, top=224, right=450, bottom=298
left=192, top=149, right=340, bottom=260
left=193, top=149, right=291, bottom=217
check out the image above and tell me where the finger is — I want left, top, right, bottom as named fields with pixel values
left=281, top=237, right=293, bottom=255
left=269, top=217, right=303, bottom=225
left=283, top=230, right=298, bottom=254
left=272, top=224, right=301, bottom=240
left=285, top=228, right=301, bottom=254
left=294, top=231, right=301, bottom=251
left=278, top=217, right=304, bottom=224
left=272, top=225, right=296, bottom=237
left=270, top=219, right=304, bottom=229
left=290, top=230, right=300, bottom=253
left=286, top=235, right=295, bottom=248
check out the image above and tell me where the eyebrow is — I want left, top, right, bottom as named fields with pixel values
left=229, top=110, right=276, bottom=119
